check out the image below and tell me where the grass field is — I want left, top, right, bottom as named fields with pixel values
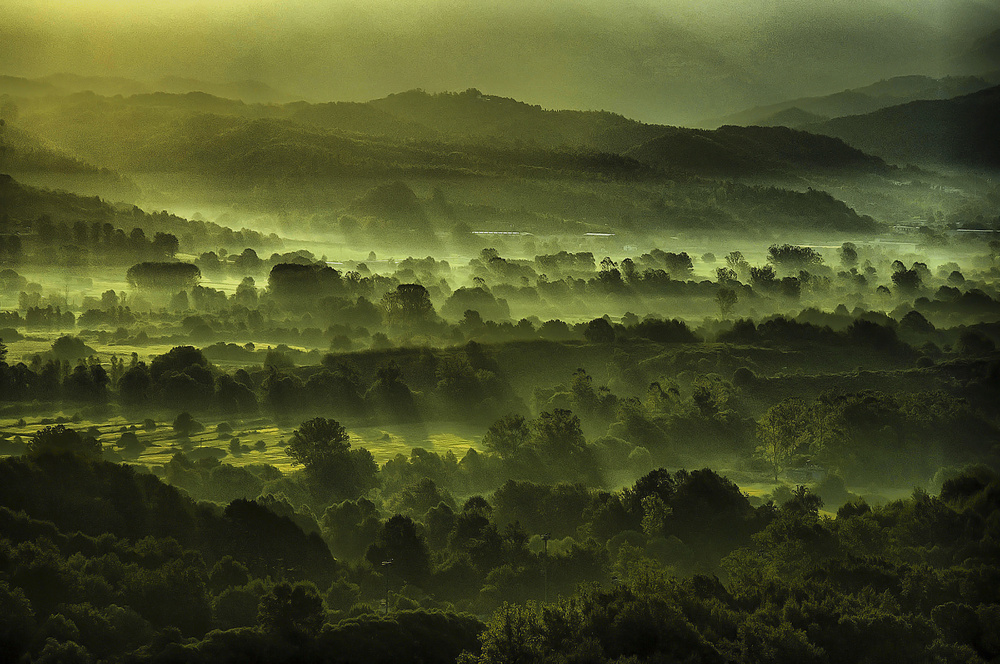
left=0, top=412, right=484, bottom=474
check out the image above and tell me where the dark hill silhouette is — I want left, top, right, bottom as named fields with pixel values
left=953, top=28, right=1000, bottom=75
left=0, top=72, right=287, bottom=104
left=154, top=75, right=286, bottom=103
left=808, top=85, right=1000, bottom=168
left=0, top=75, right=62, bottom=97
left=368, top=88, right=666, bottom=153
left=38, top=72, right=150, bottom=97
left=755, top=107, right=829, bottom=128
left=15, top=85, right=898, bottom=183
left=704, top=75, right=993, bottom=129
left=0, top=173, right=272, bottom=253
left=285, top=100, right=436, bottom=140
left=0, top=120, right=108, bottom=175
left=626, top=125, right=888, bottom=177
left=350, top=181, right=427, bottom=225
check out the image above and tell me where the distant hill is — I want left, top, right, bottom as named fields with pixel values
left=0, top=119, right=116, bottom=176
left=284, top=100, right=436, bottom=141
left=704, top=75, right=994, bottom=128
left=368, top=88, right=667, bottom=153
left=38, top=73, right=150, bottom=97
left=12, top=84, right=898, bottom=183
left=0, top=173, right=278, bottom=254
left=807, top=85, right=1000, bottom=168
left=0, top=73, right=286, bottom=104
left=154, top=76, right=288, bottom=104
left=754, top=107, right=829, bottom=128
left=953, top=28, right=1000, bottom=75
left=0, top=75, right=61, bottom=97
left=625, top=125, right=888, bottom=177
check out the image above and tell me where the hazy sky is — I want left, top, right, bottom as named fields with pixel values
left=2, top=0, right=997, bottom=123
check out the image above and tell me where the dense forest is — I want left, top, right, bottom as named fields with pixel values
left=1, top=35, right=999, bottom=662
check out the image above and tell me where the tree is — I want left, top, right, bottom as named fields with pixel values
left=767, top=244, right=823, bottom=271
left=215, top=374, right=258, bottom=414
left=750, top=265, right=776, bottom=290
left=839, top=242, right=858, bottom=267
left=116, top=431, right=146, bottom=457
left=172, top=412, right=204, bottom=438
left=380, top=283, right=435, bottom=326
left=715, top=287, right=738, bottom=317
left=726, top=251, right=750, bottom=279
left=468, top=602, right=542, bottom=664
left=27, top=425, right=102, bottom=460
left=126, top=262, right=200, bottom=291
left=150, top=346, right=209, bottom=382
left=286, top=417, right=378, bottom=501
left=584, top=317, right=615, bottom=343
left=756, top=400, right=805, bottom=481
left=151, top=233, right=179, bottom=258
left=257, top=581, right=325, bottom=639
left=483, top=414, right=529, bottom=460
left=286, top=417, right=350, bottom=469
left=531, top=409, right=587, bottom=458
left=267, top=263, right=342, bottom=303
left=891, top=267, right=922, bottom=292
left=660, top=251, right=694, bottom=280
left=321, top=498, right=382, bottom=560
left=365, top=515, right=431, bottom=584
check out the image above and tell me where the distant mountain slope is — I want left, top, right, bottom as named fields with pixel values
left=0, top=75, right=61, bottom=97
left=626, top=125, right=888, bottom=176
left=38, top=73, right=150, bottom=97
left=154, top=76, right=287, bottom=104
left=13, top=86, right=896, bottom=182
left=0, top=173, right=278, bottom=253
left=0, top=119, right=111, bottom=175
left=0, top=73, right=286, bottom=104
left=754, top=107, right=829, bottom=128
left=284, top=101, right=436, bottom=141
left=808, top=85, right=1000, bottom=168
left=368, top=88, right=667, bottom=153
left=953, top=28, right=1000, bottom=75
left=704, top=75, right=993, bottom=128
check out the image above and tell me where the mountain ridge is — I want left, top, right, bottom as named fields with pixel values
left=806, top=84, right=1000, bottom=168
left=701, top=74, right=995, bottom=129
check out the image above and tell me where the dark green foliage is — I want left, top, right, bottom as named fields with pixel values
left=126, top=262, right=201, bottom=290
left=584, top=317, right=615, bottom=343
left=257, top=581, right=325, bottom=638
left=767, top=244, right=823, bottom=271
left=50, top=336, right=97, bottom=361
left=27, top=425, right=101, bottom=460
left=286, top=417, right=379, bottom=503
left=813, top=85, right=1000, bottom=167
left=482, top=414, right=529, bottom=460
left=631, top=317, right=699, bottom=343
left=321, top=498, right=382, bottom=560
left=366, top=515, right=432, bottom=585
left=172, top=412, right=204, bottom=438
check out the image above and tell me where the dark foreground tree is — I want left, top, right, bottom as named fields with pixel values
left=257, top=581, right=325, bottom=639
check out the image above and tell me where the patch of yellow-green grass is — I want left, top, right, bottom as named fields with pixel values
left=4, top=333, right=179, bottom=367
left=348, top=422, right=483, bottom=463
left=0, top=413, right=485, bottom=477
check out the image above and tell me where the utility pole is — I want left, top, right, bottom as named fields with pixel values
left=381, top=559, right=393, bottom=616
left=542, top=533, right=551, bottom=604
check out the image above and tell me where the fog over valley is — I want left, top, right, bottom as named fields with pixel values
left=1, top=2, right=999, bottom=663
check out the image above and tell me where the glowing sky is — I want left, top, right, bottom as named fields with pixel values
left=2, top=0, right=997, bottom=123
